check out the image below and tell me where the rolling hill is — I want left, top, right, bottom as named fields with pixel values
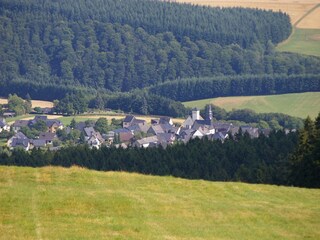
left=0, top=166, right=319, bottom=239
left=183, top=92, right=320, bottom=119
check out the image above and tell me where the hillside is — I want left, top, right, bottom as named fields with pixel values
left=3, top=0, right=319, bottom=100
left=183, top=92, right=320, bottom=119
left=0, top=166, right=319, bottom=239
left=177, top=0, right=320, bottom=27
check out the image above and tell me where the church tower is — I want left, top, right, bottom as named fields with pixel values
left=206, top=104, right=213, bottom=121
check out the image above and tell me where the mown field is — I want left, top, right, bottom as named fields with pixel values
left=183, top=92, right=320, bottom=119
left=0, top=166, right=319, bottom=240
left=277, top=28, right=320, bottom=56
left=178, top=1, right=320, bottom=56
left=177, top=0, right=319, bottom=26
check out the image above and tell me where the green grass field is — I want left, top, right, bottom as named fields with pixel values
left=183, top=92, right=320, bottom=119
left=277, top=28, right=320, bottom=56
left=0, top=166, right=319, bottom=239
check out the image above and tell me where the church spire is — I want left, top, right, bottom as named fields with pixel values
left=206, top=104, right=213, bottom=121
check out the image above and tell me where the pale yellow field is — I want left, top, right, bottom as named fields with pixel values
left=176, top=0, right=320, bottom=27
left=296, top=6, right=320, bottom=29
left=0, top=98, right=53, bottom=108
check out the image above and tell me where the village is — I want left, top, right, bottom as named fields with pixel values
left=0, top=105, right=272, bottom=151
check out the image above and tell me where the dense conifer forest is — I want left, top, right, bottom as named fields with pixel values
left=1, top=0, right=319, bottom=101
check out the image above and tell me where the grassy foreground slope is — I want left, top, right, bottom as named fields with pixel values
left=183, top=92, right=320, bottom=119
left=1, top=166, right=320, bottom=240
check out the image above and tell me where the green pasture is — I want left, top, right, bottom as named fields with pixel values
left=277, top=28, right=320, bottom=57
left=183, top=92, right=320, bottom=119
left=0, top=166, right=319, bottom=240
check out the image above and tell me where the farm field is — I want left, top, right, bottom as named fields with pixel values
left=176, top=0, right=320, bottom=26
left=178, top=1, right=320, bottom=56
left=0, top=98, right=53, bottom=108
left=0, top=166, right=319, bottom=240
left=277, top=28, right=320, bottom=56
left=183, top=92, right=320, bottom=119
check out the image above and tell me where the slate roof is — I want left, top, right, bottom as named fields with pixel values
left=14, top=132, right=28, bottom=139
left=75, top=122, right=86, bottom=131
left=39, top=132, right=56, bottom=141
left=0, top=121, right=6, bottom=127
left=112, top=128, right=131, bottom=134
left=34, top=115, right=48, bottom=121
left=84, top=127, right=96, bottom=137
left=45, top=119, right=63, bottom=127
left=136, top=136, right=159, bottom=146
left=148, top=125, right=165, bottom=135
left=11, top=138, right=29, bottom=148
left=123, top=115, right=135, bottom=123
left=31, top=139, right=46, bottom=147
left=12, top=120, right=30, bottom=128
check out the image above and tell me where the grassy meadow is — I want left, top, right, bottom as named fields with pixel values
left=183, top=92, right=320, bottom=119
left=277, top=28, right=320, bottom=57
left=0, top=166, right=319, bottom=240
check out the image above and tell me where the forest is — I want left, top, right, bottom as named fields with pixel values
left=1, top=0, right=319, bottom=100
left=1, top=114, right=319, bottom=188
left=149, top=74, right=320, bottom=101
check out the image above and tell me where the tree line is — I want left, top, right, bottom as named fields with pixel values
left=149, top=74, right=320, bottom=101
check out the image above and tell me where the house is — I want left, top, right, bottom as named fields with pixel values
left=122, top=115, right=146, bottom=128
left=30, top=139, right=47, bottom=149
left=87, top=135, right=102, bottom=149
left=159, top=117, right=173, bottom=126
left=178, top=129, right=195, bottom=143
left=147, top=125, right=165, bottom=136
left=133, top=136, right=159, bottom=148
left=83, top=127, right=105, bottom=145
left=159, top=123, right=175, bottom=133
left=192, top=129, right=205, bottom=139
left=75, top=122, right=86, bottom=131
left=209, top=132, right=229, bottom=142
left=119, top=132, right=134, bottom=143
left=30, top=116, right=64, bottom=133
left=126, top=122, right=150, bottom=134
left=241, top=126, right=260, bottom=138
left=10, top=138, right=30, bottom=151
left=38, top=132, right=57, bottom=144
left=46, top=120, right=63, bottom=133
left=0, top=118, right=10, bottom=132
left=157, top=133, right=176, bottom=146
left=2, top=111, right=16, bottom=118
left=7, top=132, right=28, bottom=148
left=12, top=120, right=30, bottom=132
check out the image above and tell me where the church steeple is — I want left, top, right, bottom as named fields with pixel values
left=206, top=104, right=213, bottom=121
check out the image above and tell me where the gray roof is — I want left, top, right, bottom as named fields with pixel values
left=136, top=136, right=159, bottom=145
left=84, top=127, right=96, bottom=137
left=33, top=115, right=48, bottom=121
left=14, top=132, right=28, bottom=139
left=123, top=115, right=135, bottom=123
left=13, top=120, right=30, bottom=127
left=39, top=132, right=56, bottom=141
left=75, top=122, right=86, bottom=131
left=31, top=139, right=46, bottom=147
left=12, top=138, right=29, bottom=148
